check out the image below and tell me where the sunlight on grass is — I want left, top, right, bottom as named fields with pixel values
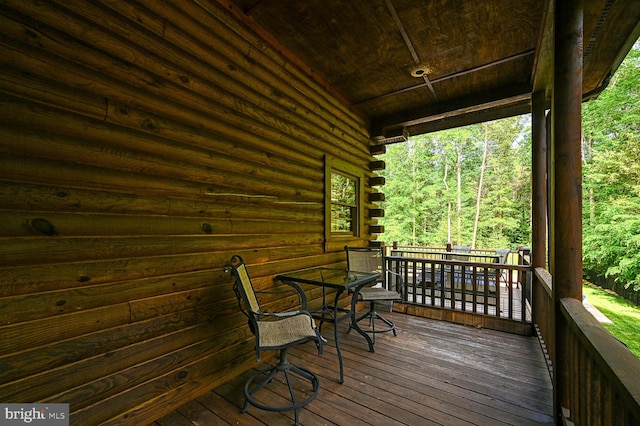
left=583, top=283, right=640, bottom=359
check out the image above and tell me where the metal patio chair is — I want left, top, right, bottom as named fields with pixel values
left=224, top=255, right=326, bottom=426
left=344, top=246, right=403, bottom=341
left=495, top=248, right=513, bottom=287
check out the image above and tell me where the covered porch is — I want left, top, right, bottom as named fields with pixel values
left=156, top=311, right=553, bottom=425
left=2, top=1, right=640, bottom=425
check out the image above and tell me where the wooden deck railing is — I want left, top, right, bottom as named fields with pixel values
left=382, top=247, right=532, bottom=323
left=533, top=266, right=640, bottom=424
left=532, top=267, right=554, bottom=374
left=559, top=298, right=640, bottom=424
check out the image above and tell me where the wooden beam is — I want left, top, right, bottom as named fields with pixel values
left=369, top=160, right=385, bottom=171
left=369, top=192, right=385, bottom=202
left=531, top=90, right=547, bottom=269
left=369, top=144, right=386, bottom=155
left=532, top=0, right=555, bottom=94
left=369, top=176, right=385, bottom=187
left=401, top=100, right=531, bottom=139
left=368, top=225, right=384, bottom=234
left=371, top=83, right=531, bottom=138
left=368, top=208, right=384, bottom=218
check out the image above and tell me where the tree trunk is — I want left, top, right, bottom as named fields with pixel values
left=412, top=158, right=417, bottom=244
left=582, top=134, right=596, bottom=226
left=472, top=124, right=489, bottom=248
left=456, top=146, right=462, bottom=244
left=443, top=163, right=451, bottom=243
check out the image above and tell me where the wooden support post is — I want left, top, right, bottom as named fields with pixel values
left=531, top=90, right=547, bottom=270
left=551, top=0, right=584, bottom=423
left=551, top=0, right=583, bottom=300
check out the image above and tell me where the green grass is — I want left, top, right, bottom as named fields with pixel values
left=583, top=282, right=640, bottom=359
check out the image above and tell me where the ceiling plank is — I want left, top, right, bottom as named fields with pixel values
left=356, top=50, right=534, bottom=107
left=532, top=0, right=554, bottom=97
left=384, top=0, right=438, bottom=101
left=208, top=0, right=356, bottom=112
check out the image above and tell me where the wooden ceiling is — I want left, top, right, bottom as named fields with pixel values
left=222, top=0, right=640, bottom=142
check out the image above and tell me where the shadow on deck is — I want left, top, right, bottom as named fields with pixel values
left=155, top=311, right=553, bottom=425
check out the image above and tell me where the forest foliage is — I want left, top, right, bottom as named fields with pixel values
left=378, top=42, right=639, bottom=290
left=378, top=115, right=531, bottom=251
left=582, top=43, right=640, bottom=291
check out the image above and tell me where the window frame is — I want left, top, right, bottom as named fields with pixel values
left=325, top=155, right=364, bottom=242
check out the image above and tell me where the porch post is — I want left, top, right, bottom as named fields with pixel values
left=551, top=0, right=583, bottom=422
left=531, top=90, right=547, bottom=269
left=551, top=0, right=583, bottom=298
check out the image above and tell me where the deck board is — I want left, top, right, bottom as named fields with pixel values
left=155, top=312, right=553, bottom=425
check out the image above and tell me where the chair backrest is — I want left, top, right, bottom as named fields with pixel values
left=225, top=255, right=261, bottom=316
left=496, top=249, right=511, bottom=264
left=344, top=246, right=384, bottom=276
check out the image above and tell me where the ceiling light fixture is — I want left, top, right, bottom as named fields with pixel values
left=410, top=66, right=431, bottom=78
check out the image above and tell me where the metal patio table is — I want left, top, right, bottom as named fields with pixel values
left=276, top=267, right=381, bottom=383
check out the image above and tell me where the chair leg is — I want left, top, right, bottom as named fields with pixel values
left=372, top=310, right=397, bottom=336
left=351, top=301, right=397, bottom=341
left=242, top=349, right=319, bottom=425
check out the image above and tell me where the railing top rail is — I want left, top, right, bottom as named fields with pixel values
left=385, top=254, right=531, bottom=270
left=390, top=245, right=500, bottom=254
left=560, top=297, right=640, bottom=418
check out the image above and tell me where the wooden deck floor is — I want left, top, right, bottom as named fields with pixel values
left=154, top=312, right=553, bottom=425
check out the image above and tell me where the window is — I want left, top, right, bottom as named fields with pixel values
left=325, top=156, right=363, bottom=240
left=331, top=171, right=357, bottom=233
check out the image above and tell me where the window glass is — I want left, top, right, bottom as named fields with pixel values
left=331, top=172, right=357, bottom=232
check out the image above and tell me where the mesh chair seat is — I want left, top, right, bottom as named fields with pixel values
left=357, top=287, right=402, bottom=301
left=258, top=314, right=319, bottom=348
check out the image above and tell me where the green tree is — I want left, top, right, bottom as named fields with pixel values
left=379, top=116, right=532, bottom=250
left=582, top=42, right=640, bottom=290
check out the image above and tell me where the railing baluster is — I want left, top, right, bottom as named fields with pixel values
left=386, top=247, right=531, bottom=322
left=483, top=266, right=490, bottom=315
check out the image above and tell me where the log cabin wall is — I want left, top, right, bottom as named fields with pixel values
left=0, top=1, right=382, bottom=424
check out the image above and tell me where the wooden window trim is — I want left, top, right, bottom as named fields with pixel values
left=325, top=155, right=364, bottom=243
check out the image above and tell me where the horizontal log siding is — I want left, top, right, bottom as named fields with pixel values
left=0, top=1, right=378, bottom=424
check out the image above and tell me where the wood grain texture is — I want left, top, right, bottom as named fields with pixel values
left=159, top=312, right=554, bottom=426
left=0, top=0, right=381, bottom=424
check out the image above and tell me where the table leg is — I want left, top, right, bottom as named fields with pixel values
left=349, top=286, right=375, bottom=352
left=331, top=290, right=345, bottom=384
left=318, top=286, right=327, bottom=333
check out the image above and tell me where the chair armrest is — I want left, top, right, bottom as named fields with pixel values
left=263, top=279, right=309, bottom=310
